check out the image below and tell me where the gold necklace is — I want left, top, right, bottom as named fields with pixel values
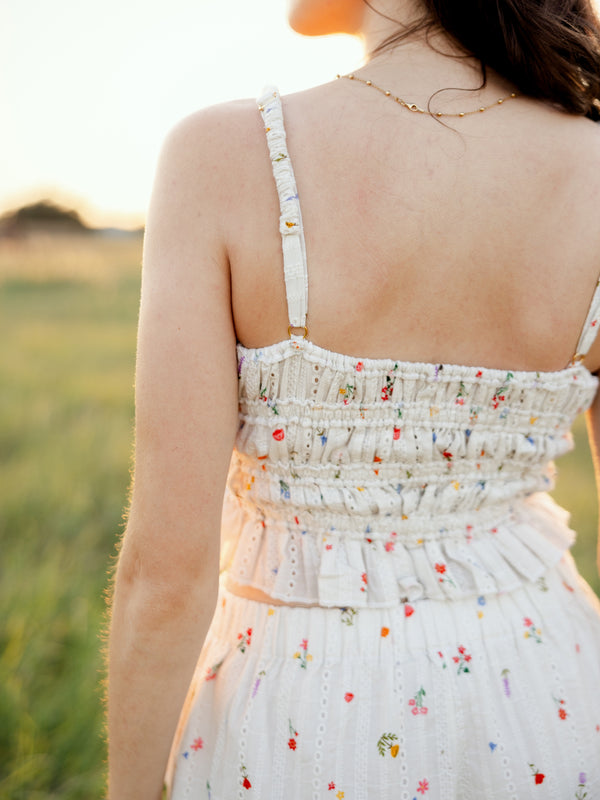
left=336, top=73, right=518, bottom=118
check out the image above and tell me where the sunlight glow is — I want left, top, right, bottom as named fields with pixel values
left=0, top=0, right=362, bottom=227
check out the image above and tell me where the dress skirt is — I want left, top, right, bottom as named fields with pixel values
left=166, top=550, right=600, bottom=800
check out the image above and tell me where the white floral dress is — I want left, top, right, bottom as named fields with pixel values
left=166, top=87, right=600, bottom=799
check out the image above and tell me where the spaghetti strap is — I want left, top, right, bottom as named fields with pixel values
left=257, top=86, right=309, bottom=337
left=571, top=274, right=600, bottom=364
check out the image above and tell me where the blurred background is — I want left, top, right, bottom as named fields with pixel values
left=0, top=1, right=597, bottom=797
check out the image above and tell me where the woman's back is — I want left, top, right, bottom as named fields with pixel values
left=107, top=3, right=600, bottom=798
left=226, top=74, right=600, bottom=373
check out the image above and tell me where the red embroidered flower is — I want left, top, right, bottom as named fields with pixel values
left=272, top=428, right=285, bottom=441
left=288, top=738, right=297, bottom=750
left=328, top=783, right=336, bottom=791
left=393, top=427, right=401, bottom=440
left=301, top=638, right=308, bottom=650
left=523, top=617, right=533, bottom=627
left=435, top=563, right=446, bottom=574
left=243, top=776, right=252, bottom=789
left=191, top=737, right=203, bottom=751
left=344, top=692, right=354, bottom=702
left=356, top=362, right=363, bottom=372
left=457, top=645, right=466, bottom=654
left=405, top=604, right=414, bottom=617
left=558, top=707, right=567, bottom=720
left=442, top=450, right=453, bottom=461
left=529, top=764, right=545, bottom=784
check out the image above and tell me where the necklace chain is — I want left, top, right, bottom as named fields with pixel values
left=336, top=73, right=518, bottom=118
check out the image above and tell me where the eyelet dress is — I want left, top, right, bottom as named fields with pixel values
left=166, top=87, right=600, bottom=799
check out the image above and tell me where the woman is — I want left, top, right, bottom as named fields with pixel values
left=107, top=0, right=600, bottom=797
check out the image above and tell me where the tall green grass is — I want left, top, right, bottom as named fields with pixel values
left=0, top=235, right=598, bottom=798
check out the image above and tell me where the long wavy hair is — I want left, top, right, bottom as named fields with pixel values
left=365, top=0, right=600, bottom=120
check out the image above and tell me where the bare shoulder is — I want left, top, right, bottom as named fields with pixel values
left=157, top=97, right=263, bottom=183
left=146, top=97, right=265, bottom=253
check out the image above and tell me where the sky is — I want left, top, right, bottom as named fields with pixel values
left=0, top=0, right=362, bottom=228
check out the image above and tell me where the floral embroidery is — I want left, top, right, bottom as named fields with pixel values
left=240, top=764, right=252, bottom=789
left=205, top=659, right=224, bottom=681
left=189, top=736, right=203, bottom=751
left=251, top=670, right=266, bottom=698
left=360, top=572, right=368, bottom=592
left=377, top=732, right=399, bottom=757
left=552, top=695, right=568, bottom=720
left=328, top=783, right=336, bottom=791
left=501, top=668, right=511, bottom=697
left=491, top=372, right=514, bottom=409
left=236, top=627, right=252, bottom=653
left=529, top=763, right=545, bottom=784
left=339, top=383, right=356, bottom=404
left=417, top=778, right=430, bottom=795
left=434, top=562, right=457, bottom=588
left=287, top=718, right=299, bottom=750
left=409, top=686, right=428, bottom=715
left=381, top=365, right=398, bottom=401
left=279, top=479, right=290, bottom=499
left=381, top=626, right=390, bottom=637
left=455, top=381, right=468, bottom=405
left=293, top=638, right=313, bottom=668
left=340, top=607, right=357, bottom=626
left=489, top=742, right=497, bottom=752
left=523, top=616, right=543, bottom=643
left=452, top=645, right=472, bottom=674
left=405, top=604, right=415, bottom=617
left=576, top=773, right=588, bottom=799
left=384, top=531, right=397, bottom=552
left=259, top=384, right=279, bottom=414
left=272, top=428, right=285, bottom=441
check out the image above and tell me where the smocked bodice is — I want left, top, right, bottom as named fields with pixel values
left=220, top=338, right=598, bottom=606
left=218, top=87, right=600, bottom=608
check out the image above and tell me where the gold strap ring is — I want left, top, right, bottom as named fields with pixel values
left=288, top=324, right=309, bottom=339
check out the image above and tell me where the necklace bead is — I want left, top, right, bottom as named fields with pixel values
left=336, top=73, right=518, bottom=118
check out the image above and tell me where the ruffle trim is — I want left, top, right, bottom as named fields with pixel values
left=220, top=490, right=575, bottom=608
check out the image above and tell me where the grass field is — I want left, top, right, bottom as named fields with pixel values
left=0, top=234, right=598, bottom=799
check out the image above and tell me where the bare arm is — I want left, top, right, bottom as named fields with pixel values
left=585, top=381, right=600, bottom=577
left=106, top=107, right=239, bottom=800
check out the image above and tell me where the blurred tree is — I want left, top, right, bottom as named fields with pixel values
left=0, top=200, right=90, bottom=238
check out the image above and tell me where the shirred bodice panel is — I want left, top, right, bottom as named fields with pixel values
left=219, top=339, right=598, bottom=607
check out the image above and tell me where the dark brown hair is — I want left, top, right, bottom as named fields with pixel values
left=366, top=0, right=600, bottom=120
